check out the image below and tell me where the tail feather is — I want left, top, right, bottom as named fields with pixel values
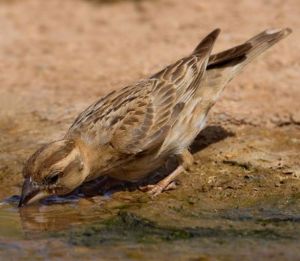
left=207, top=28, right=292, bottom=71
left=207, top=42, right=252, bottom=69
left=197, top=28, right=292, bottom=103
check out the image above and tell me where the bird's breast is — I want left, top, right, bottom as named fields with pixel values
left=105, top=152, right=167, bottom=182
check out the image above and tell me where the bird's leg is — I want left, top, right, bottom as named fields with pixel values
left=141, top=149, right=194, bottom=197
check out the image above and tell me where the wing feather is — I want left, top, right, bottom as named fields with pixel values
left=67, top=29, right=221, bottom=156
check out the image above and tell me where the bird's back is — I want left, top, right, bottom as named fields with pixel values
left=67, top=28, right=291, bottom=181
left=67, top=29, right=221, bottom=158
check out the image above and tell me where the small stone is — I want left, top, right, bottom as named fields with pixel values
left=291, top=111, right=300, bottom=124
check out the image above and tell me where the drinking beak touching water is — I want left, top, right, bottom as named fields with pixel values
left=19, top=28, right=292, bottom=207
left=18, top=139, right=86, bottom=207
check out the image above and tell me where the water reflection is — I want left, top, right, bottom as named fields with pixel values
left=0, top=189, right=143, bottom=239
left=18, top=201, right=107, bottom=235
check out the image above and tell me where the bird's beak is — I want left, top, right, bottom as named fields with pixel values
left=18, top=178, right=48, bottom=207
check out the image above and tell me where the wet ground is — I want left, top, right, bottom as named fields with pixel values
left=1, top=126, right=300, bottom=260
left=0, top=0, right=300, bottom=260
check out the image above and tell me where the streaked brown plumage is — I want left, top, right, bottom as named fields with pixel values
left=19, top=28, right=291, bottom=206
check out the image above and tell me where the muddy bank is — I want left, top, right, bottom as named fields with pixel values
left=1, top=125, right=300, bottom=260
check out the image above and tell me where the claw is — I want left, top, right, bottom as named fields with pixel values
left=139, top=180, right=178, bottom=197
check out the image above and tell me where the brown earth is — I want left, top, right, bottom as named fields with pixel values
left=0, top=0, right=299, bottom=260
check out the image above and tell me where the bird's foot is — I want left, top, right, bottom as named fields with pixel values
left=139, top=180, right=178, bottom=197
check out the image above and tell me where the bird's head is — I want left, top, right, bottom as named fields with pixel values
left=18, top=139, right=86, bottom=207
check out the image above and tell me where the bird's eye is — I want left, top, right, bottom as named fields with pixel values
left=45, top=172, right=61, bottom=185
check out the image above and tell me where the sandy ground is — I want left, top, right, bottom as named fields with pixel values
left=0, top=0, right=299, bottom=260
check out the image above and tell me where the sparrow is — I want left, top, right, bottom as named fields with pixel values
left=18, top=28, right=291, bottom=207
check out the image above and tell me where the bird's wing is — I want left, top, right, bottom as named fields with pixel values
left=151, top=29, right=220, bottom=103
left=109, top=79, right=180, bottom=154
left=67, top=80, right=179, bottom=154
left=67, top=29, right=220, bottom=155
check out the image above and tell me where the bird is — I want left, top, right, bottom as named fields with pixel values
left=18, top=28, right=291, bottom=207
